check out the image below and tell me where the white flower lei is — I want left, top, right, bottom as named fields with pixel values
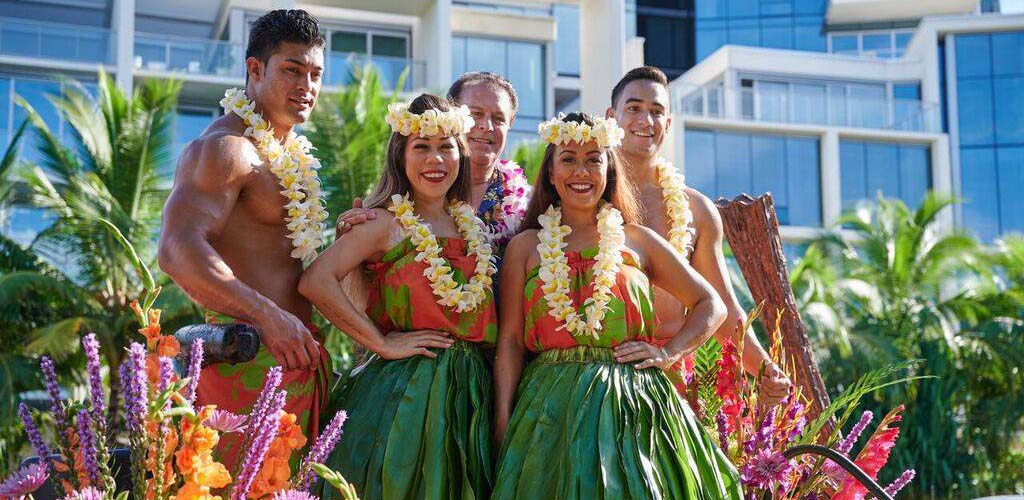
left=537, top=114, right=625, bottom=148
left=654, top=158, right=695, bottom=258
left=389, top=193, right=496, bottom=313
left=219, top=88, right=327, bottom=262
left=536, top=203, right=625, bottom=340
left=491, top=160, right=532, bottom=242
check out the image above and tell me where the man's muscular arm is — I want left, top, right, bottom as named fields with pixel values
left=157, top=135, right=319, bottom=371
left=687, top=189, right=792, bottom=405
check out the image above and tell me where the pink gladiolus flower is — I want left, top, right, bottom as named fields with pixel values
left=833, top=405, right=905, bottom=500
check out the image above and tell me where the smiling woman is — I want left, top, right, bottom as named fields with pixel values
left=299, top=93, right=499, bottom=500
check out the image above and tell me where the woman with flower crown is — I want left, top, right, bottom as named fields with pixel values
left=491, top=112, right=743, bottom=499
left=299, top=93, right=497, bottom=500
left=336, top=72, right=531, bottom=254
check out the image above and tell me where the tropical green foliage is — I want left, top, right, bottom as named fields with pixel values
left=791, top=193, right=1024, bottom=497
left=512, top=140, right=546, bottom=185
left=0, top=72, right=202, bottom=470
left=307, top=66, right=406, bottom=217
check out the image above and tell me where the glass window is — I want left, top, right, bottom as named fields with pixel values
left=997, top=146, right=1024, bottom=234
left=786, top=137, right=821, bottom=226
left=827, top=83, right=847, bottom=126
left=839, top=141, right=866, bottom=210
left=760, top=0, right=793, bottom=16
left=847, top=84, right=886, bottom=128
left=716, top=132, right=752, bottom=197
left=899, top=145, right=930, bottom=208
left=895, top=32, right=912, bottom=56
left=793, top=17, right=825, bottom=51
left=760, top=17, right=793, bottom=50
left=696, top=0, right=729, bottom=18
left=792, top=83, right=826, bottom=124
left=861, top=33, right=891, bottom=58
left=170, top=108, right=213, bottom=176
left=894, top=83, right=921, bottom=131
left=728, top=0, right=758, bottom=17
left=452, top=36, right=466, bottom=77
left=466, top=37, right=506, bottom=75
left=372, top=35, right=407, bottom=58
left=831, top=34, right=858, bottom=55
left=955, top=34, right=992, bottom=78
left=758, top=81, right=789, bottom=122
left=960, top=147, right=1000, bottom=240
left=331, top=31, right=366, bottom=54
left=728, top=18, right=760, bottom=46
left=793, top=0, right=825, bottom=14
left=956, top=79, right=995, bottom=146
left=697, top=20, right=728, bottom=60
left=841, top=140, right=931, bottom=211
left=507, top=41, right=544, bottom=118
left=554, top=4, right=580, bottom=76
left=685, top=128, right=821, bottom=226
left=0, top=78, right=9, bottom=148
left=684, top=129, right=717, bottom=195
left=994, top=76, right=1024, bottom=144
left=991, top=31, right=1024, bottom=76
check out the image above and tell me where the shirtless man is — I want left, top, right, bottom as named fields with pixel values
left=606, top=66, right=792, bottom=404
left=157, top=9, right=328, bottom=465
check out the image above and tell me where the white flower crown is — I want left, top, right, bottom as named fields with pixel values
left=385, top=101, right=475, bottom=137
left=537, top=114, right=626, bottom=148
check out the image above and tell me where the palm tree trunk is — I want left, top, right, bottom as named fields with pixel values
left=715, top=193, right=831, bottom=427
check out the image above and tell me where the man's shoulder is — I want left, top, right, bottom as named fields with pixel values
left=178, top=122, right=256, bottom=181
left=683, top=186, right=719, bottom=224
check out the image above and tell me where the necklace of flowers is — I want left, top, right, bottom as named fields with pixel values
left=220, top=88, right=327, bottom=262
left=654, top=158, right=695, bottom=258
left=490, top=160, right=532, bottom=242
left=389, top=193, right=496, bottom=313
left=537, top=203, right=625, bottom=340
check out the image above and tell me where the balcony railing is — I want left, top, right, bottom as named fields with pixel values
left=134, top=35, right=243, bottom=77
left=0, top=18, right=112, bottom=64
left=326, top=51, right=426, bottom=91
left=678, top=82, right=940, bottom=133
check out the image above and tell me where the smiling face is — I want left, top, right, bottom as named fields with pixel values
left=459, top=83, right=513, bottom=169
left=549, top=140, right=609, bottom=212
left=609, top=79, right=672, bottom=160
left=247, top=41, right=324, bottom=129
left=404, top=135, right=461, bottom=201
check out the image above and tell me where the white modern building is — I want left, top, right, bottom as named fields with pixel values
left=670, top=0, right=1024, bottom=248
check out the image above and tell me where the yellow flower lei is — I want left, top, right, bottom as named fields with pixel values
left=388, top=193, right=496, bottom=312
left=220, top=88, right=327, bottom=262
left=537, top=203, right=625, bottom=340
left=654, top=158, right=695, bottom=258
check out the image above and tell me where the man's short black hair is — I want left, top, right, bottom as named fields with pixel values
left=246, top=9, right=325, bottom=65
left=610, top=66, right=670, bottom=108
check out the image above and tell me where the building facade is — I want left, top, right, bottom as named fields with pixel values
left=672, top=0, right=1024, bottom=244
left=0, top=0, right=1021, bottom=247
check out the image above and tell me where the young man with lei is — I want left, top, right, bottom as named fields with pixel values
left=157, top=9, right=330, bottom=470
left=491, top=112, right=743, bottom=499
left=299, top=93, right=499, bottom=500
left=606, top=66, right=793, bottom=403
left=335, top=72, right=531, bottom=254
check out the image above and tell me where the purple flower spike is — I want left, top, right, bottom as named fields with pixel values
left=82, top=333, right=106, bottom=430
left=0, top=462, right=49, bottom=497
left=157, top=356, right=175, bottom=409
left=183, top=339, right=204, bottom=405
left=40, top=356, right=67, bottom=430
left=715, top=412, right=730, bottom=451
left=885, top=469, right=916, bottom=497
left=76, top=409, right=102, bottom=487
left=231, top=390, right=286, bottom=500
left=18, top=403, right=50, bottom=463
left=837, top=410, right=873, bottom=455
left=294, top=410, right=348, bottom=490
left=123, top=343, right=149, bottom=434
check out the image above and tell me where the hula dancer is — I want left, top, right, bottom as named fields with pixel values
left=492, top=112, right=743, bottom=499
left=300, top=94, right=497, bottom=500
